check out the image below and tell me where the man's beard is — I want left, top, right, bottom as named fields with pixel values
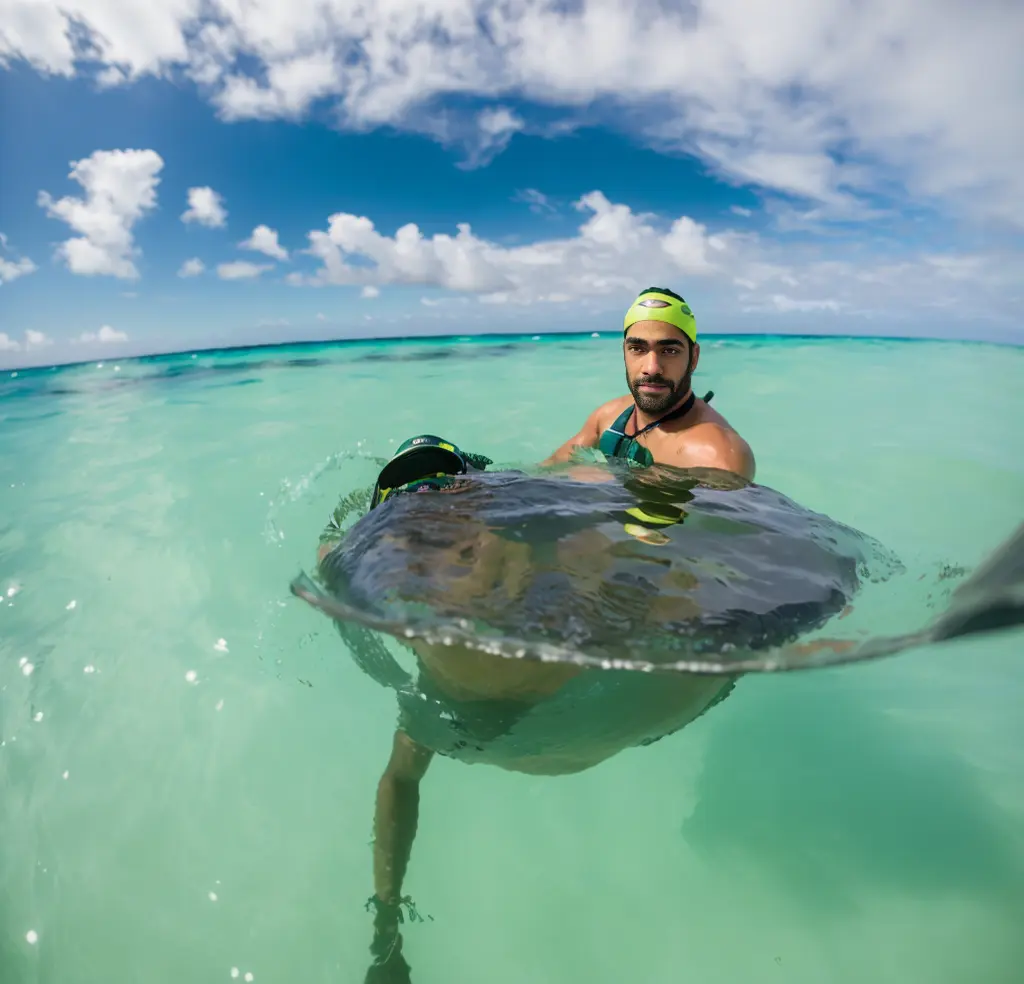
left=628, top=370, right=692, bottom=415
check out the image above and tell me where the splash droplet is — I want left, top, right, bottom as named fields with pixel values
left=26, top=930, right=38, bottom=944
left=214, top=638, right=229, bottom=653
left=33, top=711, right=43, bottom=722
left=230, top=969, right=239, bottom=979
left=22, top=662, right=34, bottom=677
left=208, top=891, right=218, bottom=902
left=84, top=665, right=96, bottom=674
left=185, top=670, right=197, bottom=684
left=66, top=600, right=77, bottom=610
left=215, top=699, right=224, bottom=711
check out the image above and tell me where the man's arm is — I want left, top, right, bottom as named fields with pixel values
left=540, top=414, right=598, bottom=466
left=540, top=400, right=620, bottom=467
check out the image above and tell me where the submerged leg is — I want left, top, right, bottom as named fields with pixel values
left=366, top=729, right=434, bottom=981
left=373, top=728, right=434, bottom=906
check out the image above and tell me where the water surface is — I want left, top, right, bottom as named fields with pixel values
left=2, top=334, right=1023, bottom=984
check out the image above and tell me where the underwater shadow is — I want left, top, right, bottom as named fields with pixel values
left=682, top=664, right=1024, bottom=916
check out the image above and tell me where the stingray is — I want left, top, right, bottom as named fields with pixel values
left=289, top=457, right=1024, bottom=681
left=286, top=455, right=1024, bottom=982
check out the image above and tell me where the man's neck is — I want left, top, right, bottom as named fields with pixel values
left=634, top=387, right=695, bottom=430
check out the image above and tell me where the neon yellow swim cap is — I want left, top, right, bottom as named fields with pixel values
left=623, top=287, right=697, bottom=343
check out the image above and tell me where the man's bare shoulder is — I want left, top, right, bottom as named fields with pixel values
left=671, top=410, right=756, bottom=480
left=591, top=394, right=633, bottom=430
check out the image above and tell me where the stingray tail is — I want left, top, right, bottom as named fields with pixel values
left=928, top=521, right=1024, bottom=642
left=773, top=520, right=1024, bottom=671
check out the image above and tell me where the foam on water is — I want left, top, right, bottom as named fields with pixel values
left=2, top=334, right=1023, bottom=984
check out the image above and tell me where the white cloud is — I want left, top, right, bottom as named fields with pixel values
left=361, top=285, right=380, bottom=299
left=182, top=186, right=227, bottom=228
left=292, top=190, right=723, bottom=301
left=0, top=233, right=37, bottom=283
left=37, top=148, right=163, bottom=279
left=743, top=295, right=844, bottom=314
left=0, top=0, right=199, bottom=78
left=1, top=2, right=1021, bottom=225
left=282, top=189, right=1022, bottom=331
left=25, top=330, right=51, bottom=348
left=924, top=255, right=988, bottom=281
left=460, top=106, right=524, bottom=169
left=730, top=206, right=753, bottom=217
left=297, top=212, right=515, bottom=293
left=661, top=215, right=721, bottom=274
left=178, top=257, right=205, bottom=277
left=216, top=49, right=340, bottom=121
left=0, top=327, right=53, bottom=354
left=77, top=325, right=129, bottom=343
left=217, top=260, right=271, bottom=280
left=0, top=256, right=37, bottom=283
left=514, top=189, right=555, bottom=214
left=240, top=224, right=288, bottom=260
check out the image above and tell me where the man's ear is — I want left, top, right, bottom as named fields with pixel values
left=689, top=340, right=701, bottom=374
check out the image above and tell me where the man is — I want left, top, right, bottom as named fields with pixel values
left=327, top=289, right=754, bottom=980
left=543, top=286, right=755, bottom=480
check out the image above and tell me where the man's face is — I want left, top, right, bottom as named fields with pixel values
left=623, top=321, right=698, bottom=414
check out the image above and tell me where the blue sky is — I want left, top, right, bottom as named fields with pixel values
left=1, top=0, right=1021, bottom=367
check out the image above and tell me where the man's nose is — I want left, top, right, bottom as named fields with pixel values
left=640, top=350, right=664, bottom=374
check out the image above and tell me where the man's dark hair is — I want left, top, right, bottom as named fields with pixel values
left=637, top=286, right=688, bottom=305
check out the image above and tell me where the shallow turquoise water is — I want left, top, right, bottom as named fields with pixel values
left=2, top=334, right=1023, bottom=983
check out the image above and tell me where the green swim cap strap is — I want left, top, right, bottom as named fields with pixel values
left=624, top=287, right=697, bottom=343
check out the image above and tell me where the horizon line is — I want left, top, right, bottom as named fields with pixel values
left=3, top=327, right=1020, bottom=374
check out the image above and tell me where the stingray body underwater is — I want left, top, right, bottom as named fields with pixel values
left=291, top=459, right=1023, bottom=681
